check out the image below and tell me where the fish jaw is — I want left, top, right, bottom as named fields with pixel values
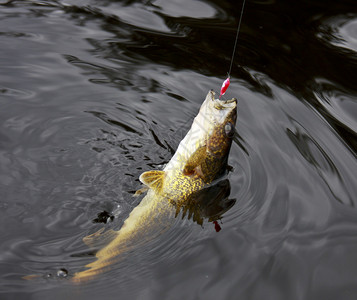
left=164, top=90, right=237, bottom=181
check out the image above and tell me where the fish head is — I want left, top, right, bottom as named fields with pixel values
left=166, top=90, right=237, bottom=183
left=197, top=90, right=237, bottom=181
left=200, top=90, right=237, bottom=160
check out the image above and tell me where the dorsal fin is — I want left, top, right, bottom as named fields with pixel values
left=83, top=228, right=118, bottom=249
left=139, top=170, right=165, bottom=194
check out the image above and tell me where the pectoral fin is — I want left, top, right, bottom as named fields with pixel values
left=183, top=146, right=207, bottom=176
left=133, top=186, right=149, bottom=197
left=139, top=170, right=165, bottom=194
left=83, top=228, right=118, bottom=249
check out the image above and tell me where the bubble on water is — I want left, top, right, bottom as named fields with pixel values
left=57, top=268, right=68, bottom=278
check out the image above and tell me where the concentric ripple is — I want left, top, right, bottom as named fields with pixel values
left=1, top=0, right=357, bottom=299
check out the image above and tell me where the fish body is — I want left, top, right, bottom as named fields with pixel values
left=72, top=90, right=237, bottom=282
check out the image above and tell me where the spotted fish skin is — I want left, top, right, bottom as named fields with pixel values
left=72, top=90, right=237, bottom=283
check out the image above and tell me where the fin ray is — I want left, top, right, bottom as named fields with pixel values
left=139, top=170, right=165, bottom=193
left=183, top=146, right=207, bottom=176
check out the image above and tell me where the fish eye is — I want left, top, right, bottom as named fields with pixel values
left=224, top=122, right=235, bottom=137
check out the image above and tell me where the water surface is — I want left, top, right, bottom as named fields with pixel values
left=0, top=0, right=357, bottom=299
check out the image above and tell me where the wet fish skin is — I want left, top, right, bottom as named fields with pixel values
left=72, top=90, right=237, bottom=283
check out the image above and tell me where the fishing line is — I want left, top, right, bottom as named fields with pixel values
left=219, top=0, right=247, bottom=98
left=228, top=0, right=246, bottom=77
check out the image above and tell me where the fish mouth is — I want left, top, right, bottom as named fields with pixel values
left=197, top=89, right=237, bottom=130
left=208, top=90, right=237, bottom=110
left=214, top=97, right=237, bottom=110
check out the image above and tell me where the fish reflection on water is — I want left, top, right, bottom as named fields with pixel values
left=72, top=90, right=237, bottom=282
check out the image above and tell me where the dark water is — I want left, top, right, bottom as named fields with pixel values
left=1, top=0, right=357, bottom=299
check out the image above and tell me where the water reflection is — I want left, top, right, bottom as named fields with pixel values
left=173, top=178, right=235, bottom=228
left=317, top=14, right=357, bottom=53
left=286, top=119, right=354, bottom=206
left=313, top=79, right=357, bottom=137
left=1, top=0, right=357, bottom=299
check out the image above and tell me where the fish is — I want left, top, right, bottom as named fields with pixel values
left=72, top=90, right=237, bottom=283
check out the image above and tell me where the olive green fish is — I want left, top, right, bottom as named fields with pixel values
left=72, top=90, right=237, bottom=283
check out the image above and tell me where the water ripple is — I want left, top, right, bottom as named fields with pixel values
left=1, top=0, right=357, bottom=299
left=313, top=79, right=357, bottom=136
left=317, top=14, right=357, bottom=54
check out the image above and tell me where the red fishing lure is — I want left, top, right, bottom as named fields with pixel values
left=218, top=0, right=246, bottom=99
left=219, top=77, right=230, bottom=99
